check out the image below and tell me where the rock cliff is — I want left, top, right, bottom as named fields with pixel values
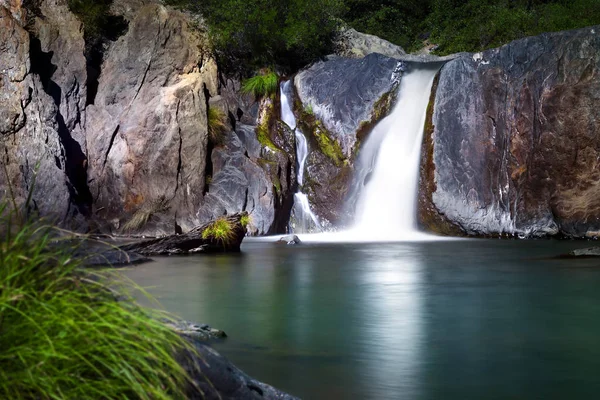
left=0, top=0, right=294, bottom=236
left=422, top=26, right=600, bottom=238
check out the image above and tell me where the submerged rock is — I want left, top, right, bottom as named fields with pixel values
left=423, top=26, right=600, bottom=238
left=559, top=247, right=600, bottom=258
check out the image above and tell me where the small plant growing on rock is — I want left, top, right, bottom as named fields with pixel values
left=201, top=217, right=235, bottom=245
left=207, top=107, right=229, bottom=145
left=240, top=214, right=251, bottom=229
left=241, top=69, right=278, bottom=98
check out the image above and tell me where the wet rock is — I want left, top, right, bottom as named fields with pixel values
left=168, top=320, right=227, bottom=340
left=295, top=53, right=400, bottom=156
left=425, top=26, right=600, bottom=238
left=277, top=234, right=302, bottom=245
left=559, top=247, right=600, bottom=258
left=120, top=213, right=247, bottom=255
left=181, top=340, right=299, bottom=400
left=81, top=249, right=151, bottom=267
left=293, top=53, right=403, bottom=226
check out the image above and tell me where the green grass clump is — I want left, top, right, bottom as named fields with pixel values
left=241, top=70, right=279, bottom=98
left=208, top=106, right=229, bottom=145
left=201, top=217, right=235, bottom=244
left=0, top=203, right=195, bottom=399
left=240, top=214, right=251, bottom=229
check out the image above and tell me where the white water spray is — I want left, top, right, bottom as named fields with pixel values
left=280, top=81, right=321, bottom=233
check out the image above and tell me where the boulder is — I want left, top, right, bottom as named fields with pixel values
left=335, top=27, right=406, bottom=59
left=182, top=340, right=298, bottom=400
left=422, top=26, right=600, bottom=238
left=277, top=234, right=302, bottom=245
left=558, top=247, right=600, bottom=258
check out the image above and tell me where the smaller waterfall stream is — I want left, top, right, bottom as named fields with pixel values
left=280, top=81, right=321, bottom=233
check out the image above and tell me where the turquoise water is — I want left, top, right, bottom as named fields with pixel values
left=125, top=239, right=600, bottom=399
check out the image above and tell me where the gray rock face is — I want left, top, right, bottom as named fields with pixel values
left=295, top=53, right=400, bottom=156
left=198, top=131, right=277, bottom=235
left=85, top=3, right=218, bottom=234
left=0, top=2, right=84, bottom=222
left=335, top=27, right=406, bottom=59
left=425, top=26, right=600, bottom=237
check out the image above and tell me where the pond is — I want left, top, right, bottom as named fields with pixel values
left=124, top=238, right=600, bottom=399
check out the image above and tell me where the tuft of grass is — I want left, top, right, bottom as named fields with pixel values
left=122, top=196, right=170, bottom=232
left=201, top=217, right=235, bottom=245
left=240, top=214, right=251, bottom=229
left=207, top=106, right=229, bottom=145
left=0, top=202, right=196, bottom=399
left=241, top=69, right=278, bottom=98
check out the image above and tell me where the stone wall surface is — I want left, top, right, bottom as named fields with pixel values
left=425, top=26, right=600, bottom=237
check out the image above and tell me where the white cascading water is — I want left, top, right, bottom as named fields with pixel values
left=349, top=66, right=440, bottom=240
left=280, top=81, right=321, bottom=232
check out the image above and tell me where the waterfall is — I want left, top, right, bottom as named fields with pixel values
left=350, top=65, right=440, bottom=240
left=280, top=81, right=321, bottom=233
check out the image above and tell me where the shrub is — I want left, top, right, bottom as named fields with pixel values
left=241, top=70, right=279, bottom=98
left=207, top=107, right=229, bottom=145
left=0, top=203, right=194, bottom=399
left=201, top=217, right=235, bottom=245
left=165, top=0, right=343, bottom=72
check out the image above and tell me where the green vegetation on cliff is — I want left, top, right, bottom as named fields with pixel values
left=167, top=0, right=343, bottom=72
left=0, top=205, right=194, bottom=399
left=344, top=0, right=600, bottom=54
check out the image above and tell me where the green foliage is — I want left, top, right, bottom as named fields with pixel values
left=256, top=124, right=279, bottom=151
left=344, top=0, right=600, bottom=54
left=343, top=0, right=432, bottom=50
left=202, top=217, right=235, bottom=244
left=240, top=214, right=251, bottom=229
left=0, top=204, right=194, bottom=399
left=67, top=0, right=127, bottom=46
left=241, top=70, right=279, bottom=98
left=165, top=0, right=343, bottom=72
left=207, top=106, right=229, bottom=145
left=424, top=0, right=600, bottom=54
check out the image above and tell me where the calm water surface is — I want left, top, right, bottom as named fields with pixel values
left=124, top=239, right=600, bottom=399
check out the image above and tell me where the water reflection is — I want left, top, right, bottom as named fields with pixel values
left=124, top=239, right=600, bottom=399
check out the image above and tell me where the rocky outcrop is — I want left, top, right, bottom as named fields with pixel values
left=423, top=26, right=600, bottom=238
left=0, top=1, right=87, bottom=224
left=293, top=53, right=403, bottom=225
left=198, top=77, right=296, bottom=236
left=335, top=27, right=406, bottom=59
left=85, top=3, right=217, bottom=234
left=183, top=340, right=298, bottom=400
